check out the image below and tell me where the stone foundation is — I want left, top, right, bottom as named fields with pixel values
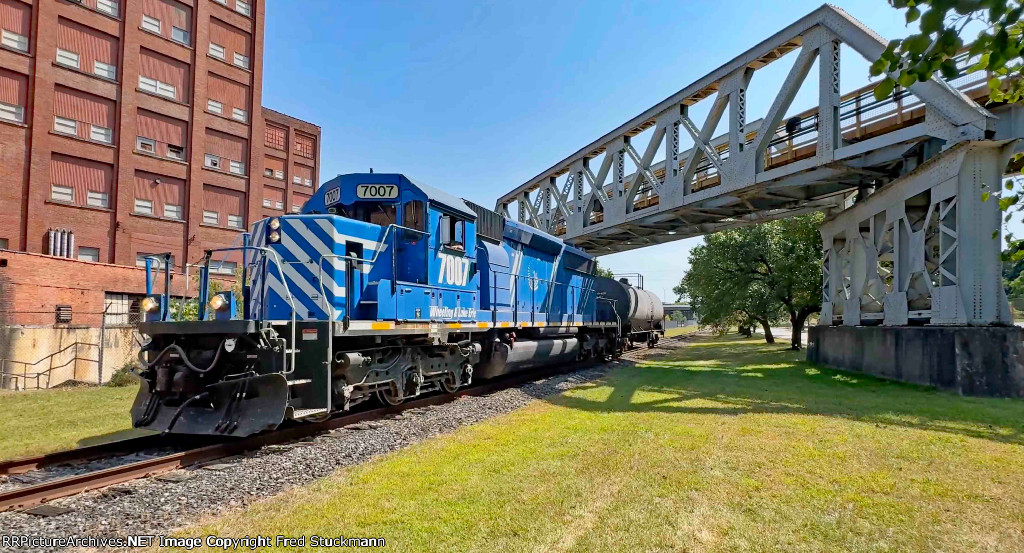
left=807, top=325, right=1024, bottom=397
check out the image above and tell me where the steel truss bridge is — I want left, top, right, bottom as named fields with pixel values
left=495, top=4, right=1024, bottom=327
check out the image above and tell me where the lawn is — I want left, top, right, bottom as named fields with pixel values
left=179, top=335, right=1024, bottom=552
left=665, top=324, right=698, bottom=337
left=0, top=385, right=141, bottom=460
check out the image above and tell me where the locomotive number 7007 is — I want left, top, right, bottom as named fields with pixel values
left=356, top=184, right=399, bottom=199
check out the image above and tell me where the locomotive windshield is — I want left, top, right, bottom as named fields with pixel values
left=333, top=201, right=396, bottom=226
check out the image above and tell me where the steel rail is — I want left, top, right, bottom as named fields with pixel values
left=0, top=435, right=168, bottom=476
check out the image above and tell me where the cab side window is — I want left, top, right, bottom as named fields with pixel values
left=439, top=214, right=465, bottom=252
left=404, top=200, right=425, bottom=231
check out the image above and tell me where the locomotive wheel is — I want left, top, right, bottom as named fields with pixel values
left=376, top=382, right=405, bottom=406
left=440, top=373, right=460, bottom=393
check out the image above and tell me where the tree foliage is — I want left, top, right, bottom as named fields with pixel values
left=676, top=214, right=823, bottom=349
left=593, top=260, right=615, bottom=278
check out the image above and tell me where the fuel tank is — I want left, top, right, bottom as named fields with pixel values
left=594, top=277, right=665, bottom=332
left=476, top=338, right=579, bottom=379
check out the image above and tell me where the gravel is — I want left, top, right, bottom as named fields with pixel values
left=0, top=348, right=678, bottom=553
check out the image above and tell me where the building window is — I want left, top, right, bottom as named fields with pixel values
left=211, top=260, right=236, bottom=275
left=51, top=184, right=74, bottom=203
left=292, top=205, right=301, bottom=213
left=96, top=0, right=118, bottom=17
left=171, top=27, right=189, bottom=45
left=262, top=198, right=272, bottom=207
left=233, top=52, right=249, bottom=69
left=209, top=43, right=225, bottom=60
left=275, top=201, right=283, bottom=210
left=139, top=76, right=175, bottom=100
left=263, top=168, right=273, bottom=177
left=227, top=214, right=243, bottom=229
left=235, top=0, right=251, bottom=16
left=1, top=30, right=28, bottom=52
left=164, top=204, right=182, bottom=219
left=93, top=61, right=116, bottom=80
left=91, top=125, right=113, bottom=144
left=141, top=15, right=161, bottom=34
left=137, top=137, right=157, bottom=153
left=203, top=210, right=219, bottom=225
left=229, top=160, right=244, bottom=175
left=275, top=170, right=284, bottom=179
left=205, top=154, right=221, bottom=169
left=207, top=99, right=223, bottom=114
left=213, top=0, right=226, bottom=5
left=56, top=48, right=80, bottom=69
left=0, top=101, right=23, bottom=123
left=232, top=107, right=246, bottom=122
left=167, top=145, right=185, bottom=160
left=305, top=179, right=313, bottom=186
left=87, top=190, right=108, bottom=208
left=54, top=116, right=77, bottom=136
left=78, top=247, right=99, bottom=262
left=265, top=126, right=285, bottom=149
left=0, top=238, right=7, bottom=250
left=292, top=175, right=301, bottom=185
left=137, top=254, right=174, bottom=270
left=295, top=136, right=314, bottom=159
left=134, top=198, right=154, bottom=215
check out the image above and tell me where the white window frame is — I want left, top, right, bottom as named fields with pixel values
left=304, top=178, right=313, bottom=186
left=229, top=159, right=244, bottom=175
left=233, top=52, right=249, bottom=69
left=156, top=81, right=176, bottom=100
left=207, top=99, right=223, bottom=114
left=213, top=0, right=227, bottom=5
left=93, top=60, right=116, bottom=80
left=262, top=198, right=272, bottom=208
left=167, top=144, right=185, bottom=160
left=87, top=190, right=109, bottom=208
left=227, top=214, right=243, bottom=229
left=0, top=101, right=23, bottom=123
left=134, top=198, right=154, bottom=215
left=164, top=204, right=182, bottom=220
left=90, top=125, right=113, bottom=144
left=56, top=48, right=80, bottom=70
left=54, top=116, right=78, bottom=136
left=137, top=136, right=157, bottom=153
left=141, top=15, right=161, bottom=34
left=51, top=184, right=74, bottom=203
left=78, top=246, right=100, bottom=262
left=274, top=169, right=284, bottom=179
left=205, top=154, right=221, bottom=169
left=203, top=210, right=219, bottom=226
left=138, top=75, right=159, bottom=94
left=232, top=107, right=246, bottom=122
left=235, top=0, right=251, bottom=16
left=171, top=26, right=189, bottom=45
left=275, top=201, right=283, bottom=210
left=292, top=175, right=302, bottom=184
left=96, top=0, right=118, bottom=17
left=209, top=43, right=225, bottom=60
left=1, top=29, right=28, bottom=52
left=292, top=205, right=301, bottom=213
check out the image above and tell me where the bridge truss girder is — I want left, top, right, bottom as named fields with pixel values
left=496, top=5, right=994, bottom=255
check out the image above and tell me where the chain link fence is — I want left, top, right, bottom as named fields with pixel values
left=0, top=300, right=144, bottom=391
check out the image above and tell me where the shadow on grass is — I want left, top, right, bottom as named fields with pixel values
left=540, top=334, right=1024, bottom=446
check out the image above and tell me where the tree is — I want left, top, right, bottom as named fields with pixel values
left=877, top=0, right=1024, bottom=288
left=677, top=214, right=824, bottom=349
left=594, top=260, right=615, bottom=278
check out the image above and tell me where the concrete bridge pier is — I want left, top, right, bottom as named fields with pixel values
left=808, top=140, right=1024, bottom=397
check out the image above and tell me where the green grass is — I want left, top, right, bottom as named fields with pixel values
left=0, top=385, right=142, bottom=460
left=178, top=336, right=1024, bottom=552
left=665, top=324, right=698, bottom=337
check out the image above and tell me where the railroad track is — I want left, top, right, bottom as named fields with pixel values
left=0, top=335, right=689, bottom=513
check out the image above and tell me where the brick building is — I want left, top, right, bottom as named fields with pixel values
left=0, top=0, right=321, bottom=326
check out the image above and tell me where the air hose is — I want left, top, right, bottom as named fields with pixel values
left=139, top=341, right=226, bottom=374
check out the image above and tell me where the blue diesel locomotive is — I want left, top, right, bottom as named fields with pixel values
left=132, top=174, right=663, bottom=436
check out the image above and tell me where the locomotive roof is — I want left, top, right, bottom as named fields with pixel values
left=403, top=176, right=476, bottom=219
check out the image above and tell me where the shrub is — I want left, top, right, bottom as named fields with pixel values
left=107, top=362, right=141, bottom=387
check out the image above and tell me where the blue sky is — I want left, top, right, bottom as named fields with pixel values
left=260, top=0, right=974, bottom=302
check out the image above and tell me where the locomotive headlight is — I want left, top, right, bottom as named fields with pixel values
left=269, top=230, right=281, bottom=243
left=208, top=294, right=228, bottom=312
left=268, top=218, right=281, bottom=230
left=140, top=296, right=160, bottom=313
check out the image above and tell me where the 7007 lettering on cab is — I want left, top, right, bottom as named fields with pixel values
left=437, top=252, right=471, bottom=286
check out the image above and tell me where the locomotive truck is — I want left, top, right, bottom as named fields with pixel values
left=132, top=173, right=664, bottom=437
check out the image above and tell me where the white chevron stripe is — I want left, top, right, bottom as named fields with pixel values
left=315, top=218, right=381, bottom=251
left=287, top=221, right=346, bottom=297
